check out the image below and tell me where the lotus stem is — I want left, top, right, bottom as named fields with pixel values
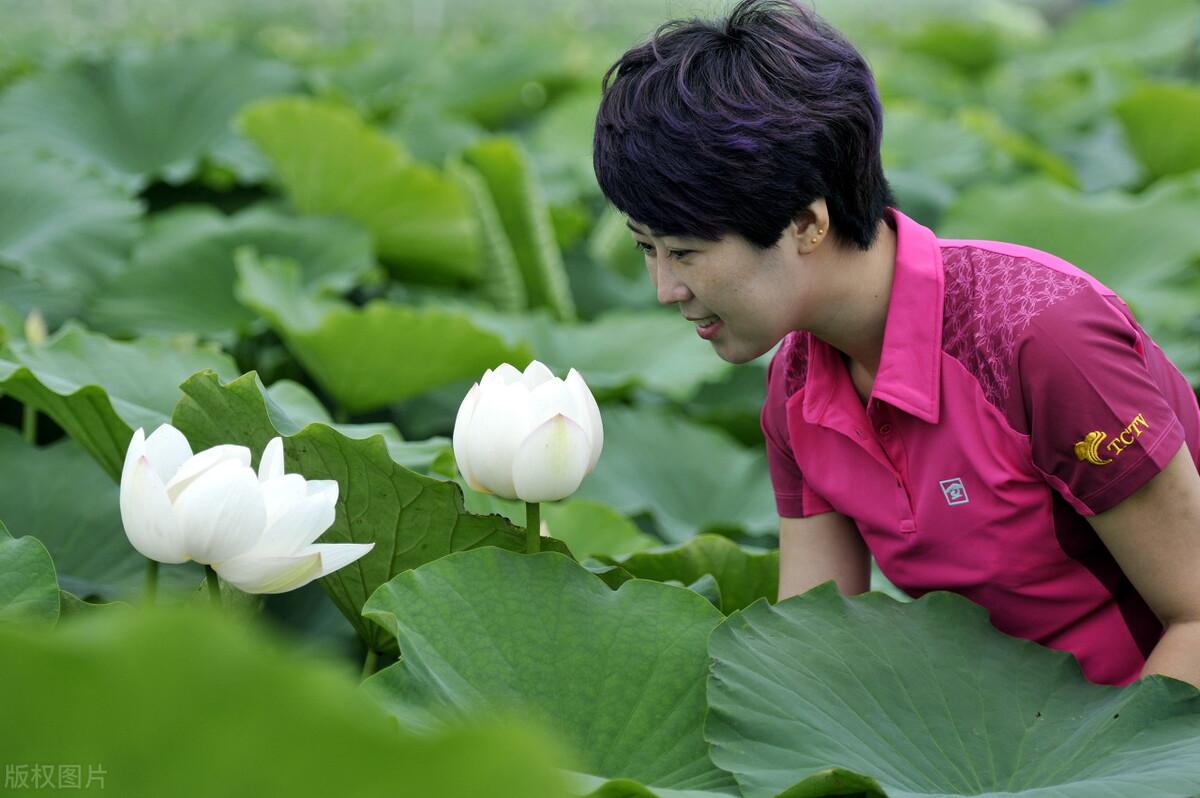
left=143, top=559, right=159, bottom=605
left=361, top=647, right=378, bottom=681
left=525, top=501, right=540, bottom=554
left=22, top=404, right=37, bottom=445
left=205, top=565, right=221, bottom=607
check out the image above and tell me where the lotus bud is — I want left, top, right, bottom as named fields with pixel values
left=452, top=360, right=603, bottom=503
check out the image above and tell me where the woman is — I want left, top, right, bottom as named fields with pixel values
left=591, top=0, right=1200, bottom=687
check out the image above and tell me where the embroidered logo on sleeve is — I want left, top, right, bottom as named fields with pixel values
left=939, top=477, right=969, bottom=506
left=1074, top=413, right=1149, bottom=466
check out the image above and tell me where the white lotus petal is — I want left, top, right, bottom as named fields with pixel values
left=214, top=551, right=323, bottom=595
left=481, top=362, right=522, bottom=387
left=253, top=491, right=338, bottom=557
left=305, top=479, right=339, bottom=502
left=511, top=414, right=592, bottom=503
left=258, top=437, right=285, bottom=483
left=519, top=360, right=556, bottom=391
left=119, top=456, right=188, bottom=563
left=164, top=444, right=252, bottom=503
left=465, top=383, right=529, bottom=499
left=121, top=428, right=147, bottom=488
left=452, top=382, right=483, bottom=489
left=143, top=424, right=193, bottom=484
left=172, top=460, right=266, bottom=564
left=260, top=473, right=307, bottom=527
left=567, top=368, right=604, bottom=473
left=308, top=542, right=375, bottom=578
left=525, top=377, right=580, bottom=433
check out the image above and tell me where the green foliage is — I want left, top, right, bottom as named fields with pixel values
left=707, top=584, right=1200, bottom=797
left=0, top=519, right=60, bottom=626
left=363, top=547, right=737, bottom=793
left=0, top=40, right=302, bottom=190
left=235, top=250, right=534, bottom=412
left=0, top=325, right=238, bottom=478
left=237, top=97, right=481, bottom=282
left=0, top=603, right=577, bottom=797
left=85, top=204, right=375, bottom=341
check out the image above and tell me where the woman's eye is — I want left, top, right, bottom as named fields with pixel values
left=633, top=241, right=689, bottom=260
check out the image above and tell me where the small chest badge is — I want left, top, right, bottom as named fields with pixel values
left=939, top=477, right=969, bottom=506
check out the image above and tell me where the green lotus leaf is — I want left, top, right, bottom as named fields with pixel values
left=171, top=369, right=570, bottom=654
left=445, top=155, right=527, bottom=312
left=1113, top=82, right=1200, bottom=182
left=362, top=547, right=737, bottom=794
left=0, top=324, right=238, bottom=479
left=0, top=427, right=200, bottom=601
left=0, top=40, right=301, bottom=191
left=605, top=534, right=778, bottom=615
left=462, top=137, right=576, bottom=321
left=541, top=499, right=659, bottom=560
left=263, top=378, right=450, bottom=473
left=403, top=34, right=582, bottom=128
left=0, top=149, right=142, bottom=320
left=706, top=583, right=1200, bottom=798
left=0, top=604, right=576, bottom=798
left=0, top=519, right=59, bottom=626
left=236, top=96, right=479, bottom=282
left=573, top=405, right=777, bottom=543
left=85, top=203, right=374, bottom=341
left=234, top=249, right=533, bottom=413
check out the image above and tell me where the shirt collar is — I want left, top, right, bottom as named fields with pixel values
left=802, top=207, right=944, bottom=426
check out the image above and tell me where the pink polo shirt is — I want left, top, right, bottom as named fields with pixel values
left=762, top=207, right=1200, bottom=686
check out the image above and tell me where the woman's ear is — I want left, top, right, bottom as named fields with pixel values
left=793, top=198, right=830, bottom=254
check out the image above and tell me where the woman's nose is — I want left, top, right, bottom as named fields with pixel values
left=651, top=258, right=692, bottom=305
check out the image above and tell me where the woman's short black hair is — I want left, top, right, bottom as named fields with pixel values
left=593, top=0, right=894, bottom=251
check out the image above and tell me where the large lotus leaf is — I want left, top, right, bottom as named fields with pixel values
left=362, top=547, right=738, bottom=794
left=1021, top=0, right=1200, bottom=76
left=573, top=405, right=777, bottom=543
left=940, top=174, right=1200, bottom=289
left=0, top=427, right=200, bottom=601
left=541, top=499, right=659, bottom=560
left=263, top=378, right=450, bottom=473
left=234, top=250, right=532, bottom=413
left=470, top=309, right=732, bottom=402
left=171, top=369, right=570, bottom=654
left=445, top=156, right=527, bottom=312
left=0, top=40, right=301, bottom=191
left=527, top=87, right=604, bottom=205
left=462, top=137, right=576, bottom=321
left=1113, top=82, right=1200, bottom=182
left=707, top=583, right=1200, bottom=798
left=85, top=203, right=374, bottom=340
left=0, top=149, right=142, bottom=311
left=0, top=519, right=59, bottom=626
left=599, top=535, right=777, bottom=615
left=236, top=97, right=479, bottom=282
left=402, top=34, right=583, bottom=128
left=0, top=324, right=239, bottom=479
left=0, top=604, right=576, bottom=798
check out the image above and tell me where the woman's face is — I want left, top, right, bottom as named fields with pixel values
left=627, top=218, right=817, bottom=364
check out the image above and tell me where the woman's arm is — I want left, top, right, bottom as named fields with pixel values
left=778, top=511, right=870, bottom=601
left=1087, top=443, right=1200, bottom=687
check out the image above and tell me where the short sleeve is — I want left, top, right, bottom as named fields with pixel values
left=1015, top=288, right=1186, bottom=515
left=761, top=339, right=835, bottom=518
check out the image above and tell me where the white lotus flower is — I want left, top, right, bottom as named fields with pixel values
left=452, top=360, right=603, bottom=503
left=120, top=424, right=373, bottom=594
